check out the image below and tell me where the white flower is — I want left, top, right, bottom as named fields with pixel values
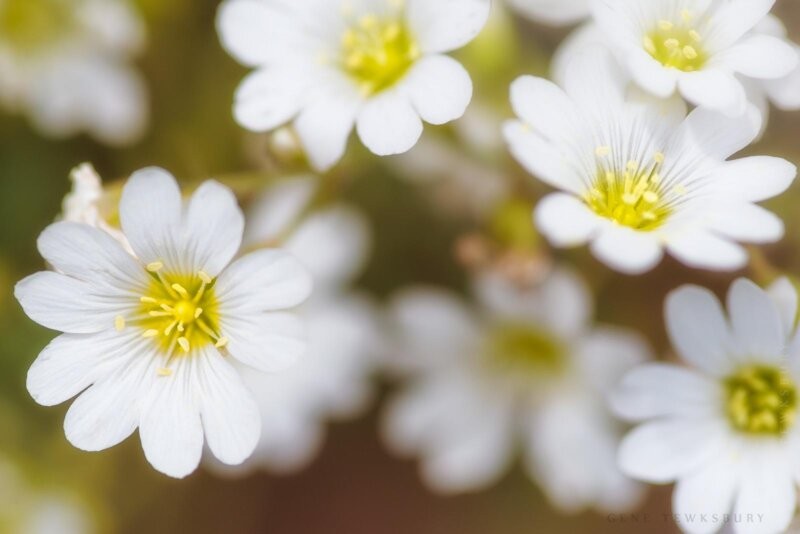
left=216, top=0, right=491, bottom=171
left=210, top=177, right=379, bottom=473
left=15, top=168, right=313, bottom=478
left=383, top=268, right=648, bottom=512
left=504, top=49, right=796, bottom=275
left=0, top=0, right=148, bottom=144
left=612, top=278, right=800, bottom=534
left=505, top=0, right=590, bottom=26
left=593, top=0, right=797, bottom=115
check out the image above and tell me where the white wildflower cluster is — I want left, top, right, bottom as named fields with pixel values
left=11, top=1, right=800, bottom=533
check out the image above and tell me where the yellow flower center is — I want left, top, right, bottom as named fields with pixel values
left=585, top=149, right=675, bottom=231
left=115, top=262, right=227, bottom=357
left=0, top=0, right=74, bottom=53
left=486, top=323, right=564, bottom=375
left=724, top=365, right=797, bottom=436
left=643, top=11, right=707, bottom=72
left=341, top=14, right=419, bottom=96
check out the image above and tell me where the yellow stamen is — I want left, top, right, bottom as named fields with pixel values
left=114, top=316, right=126, bottom=331
left=146, top=261, right=163, bottom=272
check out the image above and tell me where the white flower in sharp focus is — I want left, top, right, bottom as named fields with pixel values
left=741, top=15, right=800, bottom=133
left=593, top=0, right=797, bottom=115
left=383, top=268, right=648, bottom=512
left=0, top=0, right=148, bottom=145
left=505, top=0, right=590, bottom=26
left=15, top=168, right=313, bottom=479
left=612, top=278, right=800, bottom=534
left=208, top=177, right=378, bottom=474
left=216, top=0, right=491, bottom=171
left=504, top=49, right=796, bottom=275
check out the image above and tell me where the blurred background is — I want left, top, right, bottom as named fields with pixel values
left=1, top=0, right=800, bottom=533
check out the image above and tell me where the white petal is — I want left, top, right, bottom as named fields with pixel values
left=221, top=312, right=306, bottom=372
left=27, top=330, right=138, bottom=407
left=708, top=156, right=796, bottom=202
left=665, top=285, right=734, bottom=375
left=627, top=50, right=678, bottom=98
left=673, top=457, right=738, bottom=534
left=734, top=450, right=797, bottom=534
left=183, top=180, right=244, bottom=276
left=717, top=35, right=798, bottom=80
left=590, top=226, right=664, bottom=275
left=197, top=348, right=261, bottom=466
left=294, top=82, right=361, bottom=171
left=677, top=106, right=761, bottom=160
left=665, top=231, right=748, bottom=271
left=406, top=0, right=491, bottom=54
left=575, top=327, right=651, bottom=393
left=139, top=358, right=203, bottom=478
left=706, top=0, right=777, bottom=50
left=356, top=90, right=423, bottom=156
left=509, top=75, right=580, bottom=143
left=405, top=55, right=471, bottom=125
left=233, top=67, right=313, bottom=132
left=215, top=249, right=313, bottom=314
left=768, top=277, right=798, bottom=338
left=727, top=278, right=784, bottom=360
left=535, top=193, right=600, bottom=248
left=678, top=70, right=745, bottom=115
left=36, top=222, right=146, bottom=290
left=15, top=272, right=132, bottom=334
left=563, top=48, right=626, bottom=113
left=118, top=167, right=182, bottom=267
left=64, top=347, right=156, bottom=452
left=765, top=45, right=800, bottom=110
left=610, top=363, right=722, bottom=421
left=706, top=203, right=784, bottom=243
left=618, top=419, right=727, bottom=483
left=507, top=0, right=591, bottom=26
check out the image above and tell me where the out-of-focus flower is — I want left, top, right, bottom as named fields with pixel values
left=0, top=459, right=95, bottom=534
left=505, top=49, right=796, bottom=275
left=210, top=178, right=379, bottom=473
left=0, top=0, right=148, bottom=144
left=216, top=0, right=491, bottom=171
left=505, top=0, right=590, bottom=26
left=15, top=168, right=312, bottom=478
left=593, top=0, right=797, bottom=115
left=613, top=278, right=800, bottom=534
left=383, top=268, right=648, bottom=513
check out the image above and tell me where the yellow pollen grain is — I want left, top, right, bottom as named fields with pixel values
left=681, top=9, right=693, bottom=23
left=673, top=184, right=687, bottom=195
left=194, top=308, right=204, bottom=319
left=215, top=337, right=229, bottom=349
left=146, top=261, right=163, bottom=272
left=142, top=329, right=159, bottom=338
left=683, top=46, right=698, bottom=59
left=595, top=145, right=611, bottom=157
left=156, top=367, right=173, bottom=377
left=177, top=337, right=190, bottom=352
left=689, top=30, right=702, bottom=42
left=171, top=283, right=189, bottom=298
left=198, top=271, right=212, bottom=284
left=115, top=315, right=126, bottom=331
left=664, top=38, right=679, bottom=49
left=654, top=152, right=665, bottom=164
left=643, top=36, right=656, bottom=54
left=140, top=296, right=158, bottom=304
left=643, top=191, right=659, bottom=203
left=658, top=20, right=673, bottom=31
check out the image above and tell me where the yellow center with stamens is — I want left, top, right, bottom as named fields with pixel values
left=643, top=12, right=707, bottom=72
left=0, top=0, right=74, bottom=53
left=725, top=365, right=797, bottom=436
left=585, top=150, right=673, bottom=231
left=485, top=323, right=564, bottom=375
left=131, top=263, right=226, bottom=355
left=341, top=14, right=419, bottom=96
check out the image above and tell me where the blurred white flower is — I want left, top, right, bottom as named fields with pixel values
left=613, top=278, right=800, bottom=534
left=15, top=168, right=312, bottom=478
left=383, top=268, right=648, bottom=513
left=505, top=49, right=796, bottom=275
left=210, top=178, right=379, bottom=474
left=216, top=0, right=490, bottom=171
left=505, top=0, right=590, bottom=26
left=593, top=0, right=797, bottom=115
left=0, top=0, right=148, bottom=144
left=0, top=459, right=94, bottom=534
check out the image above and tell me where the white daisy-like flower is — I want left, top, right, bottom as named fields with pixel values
left=504, top=49, right=796, bottom=274
left=210, top=178, right=378, bottom=473
left=216, top=0, right=491, bottom=171
left=0, top=0, right=148, bottom=144
left=612, top=278, right=800, bottom=534
left=505, top=0, right=590, bottom=26
left=593, top=0, right=797, bottom=115
left=15, top=168, right=313, bottom=478
left=383, top=268, right=648, bottom=512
